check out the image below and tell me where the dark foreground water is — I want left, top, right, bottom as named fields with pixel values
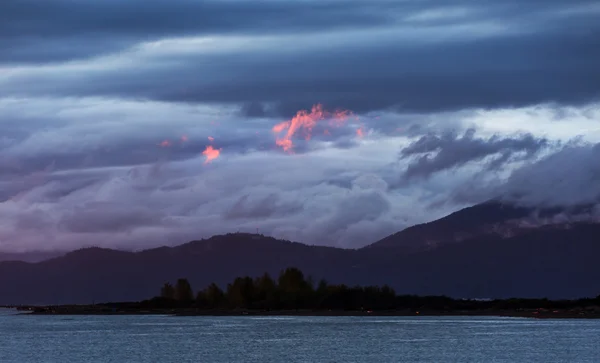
left=1, top=309, right=599, bottom=362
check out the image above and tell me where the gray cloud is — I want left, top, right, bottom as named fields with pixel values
left=239, top=102, right=272, bottom=118
left=1, top=1, right=599, bottom=115
left=428, top=139, right=600, bottom=210
left=58, top=201, right=167, bottom=233
left=312, top=190, right=394, bottom=249
left=0, top=106, right=598, bottom=252
left=328, top=191, right=391, bottom=228
left=0, top=150, right=441, bottom=252
left=0, top=0, right=398, bottom=60
left=224, top=193, right=304, bottom=220
left=4, top=30, right=599, bottom=115
left=500, top=142, right=600, bottom=207
left=2, top=0, right=445, bottom=66
left=399, top=129, right=549, bottom=180
left=2, top=1, right=597, bottom=61
left=0, top=106, right=365, bottom=181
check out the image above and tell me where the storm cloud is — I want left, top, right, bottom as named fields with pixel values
left=1, top=0, right=599, bottom=114
left=399, top=129, right=550, bottom=180
left=0, top=0, right=599, bottom=252
left=501, top=142, right=600, bottom=207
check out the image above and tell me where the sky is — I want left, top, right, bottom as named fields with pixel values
left=1, top=0, right=599, bottom=252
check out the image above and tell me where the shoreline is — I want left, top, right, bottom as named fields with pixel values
left=11, top=307, right=600, bottom=319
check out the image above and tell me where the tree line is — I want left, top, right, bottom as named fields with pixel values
left=154, top=267, right=399, bottom=310
left=146, top=267, right=600, bottom=311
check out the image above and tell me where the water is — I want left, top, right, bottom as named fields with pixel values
left=1, top=309, right=599, bottom=362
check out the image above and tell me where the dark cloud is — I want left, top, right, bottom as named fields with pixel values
left=14, top=209, right=54, bottom=232
left=0, top=0, right=400, bottom=63
left=138, top=29, right=600, bottom=114
left=0, top=0, right=400, bottom=37
left=399, top=129, right=549, bottom=180
left=500, top=142, right=600, bottom=207
left=3, top=26, right=598, bottom=116
left=224, top=193, right=304, bottom=220
left=239, top=102, right=271, bottom=118
left=311, top=190, right=393, bottom=247
left=1, top=1, right=599, bottom=114
left=427, top=139, right=600, bottom=210
left=58, top=201, right=167, bottom=233
left=1, top=1, right=595, bottom=55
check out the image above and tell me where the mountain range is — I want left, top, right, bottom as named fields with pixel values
left=1, top=200, right=598, bottom=305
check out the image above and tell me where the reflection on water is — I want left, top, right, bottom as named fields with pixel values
left=0, top=310, right=598, bottom=362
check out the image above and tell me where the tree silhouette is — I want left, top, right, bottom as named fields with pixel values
left=174, top=278, right=194, bottom=304
left=277, top=267, right=313, bottom=309
left=197, top=283, right=225, bottom=309
left=254, top=273, right=277, bottom=309
left=160, top=283, right=175, bottom=300
left=227, top=277, right=255, bottom=309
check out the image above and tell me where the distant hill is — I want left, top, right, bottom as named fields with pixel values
left=0, top=234, right=357, bottom=305
left=364, top=200, right=598, bottom=253
left=0, top=251, right=64, bottom=263
left=363, top=200, right=533, bottom=253
left=0, top=203, right=598, bottom=304
left=358, top=223, right=600, bottom=299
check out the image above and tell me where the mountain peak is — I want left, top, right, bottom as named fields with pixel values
left=366, top=200, right=599, bottom=252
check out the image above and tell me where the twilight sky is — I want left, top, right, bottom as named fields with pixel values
left=1, top=0, right=599, bottom=252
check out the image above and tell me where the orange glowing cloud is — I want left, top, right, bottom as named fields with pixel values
left=208, top=136, right=215, bottom=142
left=181, top=135, right=189, bottom=142
left=328, top=110, right=352, bottom=127
left=272, top=104, right=353, bottom=152
left=202, top=145, right=221, bottom=164
left=356, top=127, right=364, bottom=138
left=159, top=140, right=171, bottom=147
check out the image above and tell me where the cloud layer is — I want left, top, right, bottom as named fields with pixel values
left=2, top=0, right=599, bottom=114
left=1, top=1, right=599, bottom=251
left=399, top=129, right=550, bottom=180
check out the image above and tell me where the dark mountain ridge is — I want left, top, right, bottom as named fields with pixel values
left=0, top=234, right=358, bottom=305
left=365, top=200, right=599, bottom=253
left=0, top=251, right=65, bottom=263
left=0, top=204, right=598, bottom=304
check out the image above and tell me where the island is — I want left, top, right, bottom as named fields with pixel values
left=9, top=267, right=600, bottom=319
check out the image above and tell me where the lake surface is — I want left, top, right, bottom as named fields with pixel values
left=1, top=309, right=599, bottom=362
